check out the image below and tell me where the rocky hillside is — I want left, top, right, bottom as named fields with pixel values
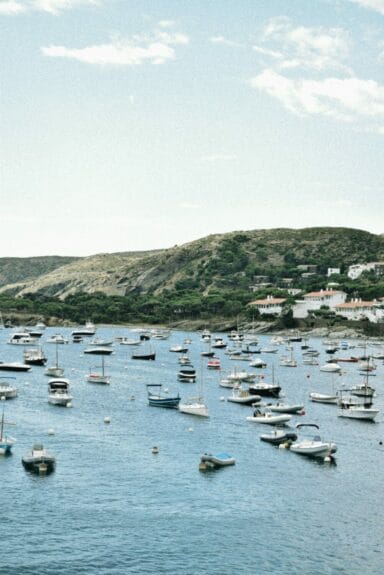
left=0, top=227, right=383, bottom=299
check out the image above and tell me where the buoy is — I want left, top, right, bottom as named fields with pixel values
left=48, top=428, right=55, bottom=436
left=324, top=455, right=331, bottom=463
left=67, top=402, right=72, bottom=408
left=188, top=427, right=194, bottom=432
left=279, top=442, right=288, bottom=450
left=0, top=396, right=5, bottom=401
left=152, top=446, right=159, bottom=454
left=199, top=462, right=207, bottom=471
left=129, top=395, right=135, bottom=401
left=104, top=416, right=111, bottom=424
left=220, top=397, right=225, bottom=401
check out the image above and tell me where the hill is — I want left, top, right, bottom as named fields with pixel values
left=0, top=227, right=383, bottom=299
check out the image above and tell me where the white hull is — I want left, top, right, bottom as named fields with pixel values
left=246, top=413, right=292, bottom=425
left=45, top=367, right=64, bottom=377
left=87, top=374, right=110, bottom=384
left=290, top=441, right=337, bottom=457
left=338, top=407, right=379, bottom=420
left=269, top=403, right=304, bottom=414
left=309, top=392, right=338, bottom=404
left=48, top=393, right=72, bottom=406
left=178, top=402, right=209, bottom=417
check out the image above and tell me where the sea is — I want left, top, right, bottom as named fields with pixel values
left=1, top=326, right=383, bottom=575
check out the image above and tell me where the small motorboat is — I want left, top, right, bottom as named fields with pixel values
left=289, top=424, right=337, bottom=459
left=207, top=357, right=221, bottom=370
left=169, top=345, right=189, bottom=353
left=260, top=429, right=298, bottom=446
left=71, top=321, right=96, bottom=337
left=48, top=378, right=73, bottom=407
left=0, top=362, right=31, bottom=372
left=177, top=368, right=196, bottom=382
left=200, top=452, right=235, bottom=469
left=23, top=346, right=47, bottom=366
left=246, top=408, right=292, bottom=425
left=22, top=443, right=56, bottom=474
left=320, top=363, right=341, bottom=373
left=146, top=384, right=180, bottom=409
left=268, top=402, right=304, bottom=414
left=227, top=387, right=261, bottom=405
left=309, top=392, right=338, bottom=404
left=337, top=394, right=379, bottom=421
left=178, top=397, right=209, bottom=417
left=84, top=346, right=114, bottom=356
left=45, top=334, right=69, bottom=344
left=0, top=378, right=18, bottom=400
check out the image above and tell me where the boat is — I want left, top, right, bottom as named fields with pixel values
left=207, top=357, right=221, bottom=370
left=249, top=358, right=267, bottom=368
left=169, top=345, right=189, bottom=353
left=227, top=386, right=261, bottom=405
left=131, top=348, right=156, bottom=360
left=0, top=407, right=16, bottom=455
left=178, top=354, right=192, bottom=365
left=23, top=346, right=47, bottom=366
left=178, top=362, right=209, bottom=417
left=7, top=332, right=40, bottom=345
left=246, top=408, right=292, bottom=425
left=88, top=338, right=114, bottom=347
left=337, top=392, right=379, bottom=421
left=320, top=362, right=341, bottom=373
left=84, top=346, right=114, bottom=356
left=119, top=337, right=141, bottom=345
left=226, top=368, right=256, bottom=384
left=248, top=370, right=281, bottom=398
left=86, top=356, right=111, bottom=384
left=309, top=392, right=338, bottom=404
left=0, top=377, right=18, bottom=400
left=45, top=341, right=64, bottom=377
left=71, top=320, right=96, bottom=337
left=199, top=452, right=235, bottom=469
left=72, top=334, right=83, bottom=343
left=45, top=334, right=69, bottom=344
left=177, top=367, right=196, bottom=382
left=0, top=362, right=31, bottom=372
left=212, top=338, right=227, bottom=349
left=178, top=398, right=209, bottom=417
left=48, top=378, right=73, bottom=407
left=260, top=429, right=298, bottom=446
left=21, top=443, right=55, bottom=474
left=146, top=384, right=180, bottom=408
left=280, top=349, right=297, bottom=367
left=268, top=402, right=304, bottom=414
left=289, top=424, right=337, bottom=459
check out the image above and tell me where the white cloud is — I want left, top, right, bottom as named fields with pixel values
left=0, top=0, right=98, bottom=15
left=257, top=17, right=351, bottom=72
left=42, top=29, right=189, bottom=66
left=251, top=69, right=384, bottom=127
left=210, top=36, right=243, bottom=48
left=347, top=0, right=384, bottom=15
left=0, top=1, right=26, bottom=13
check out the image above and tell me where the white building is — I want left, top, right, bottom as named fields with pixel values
left=292, top=289, right=347, bottom=319
left=334, top=299, right=384, bottom=323
left=249, top=295, right=287, bottom=316
left=348, top=262, right=384, bottom=280
left=327, top=267, right=340, bottom=277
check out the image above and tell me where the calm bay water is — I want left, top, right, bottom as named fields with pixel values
left=1, top=326, right=383, bottom=574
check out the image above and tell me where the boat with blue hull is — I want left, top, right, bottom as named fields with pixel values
left=147, top=384, right=180, bottom=408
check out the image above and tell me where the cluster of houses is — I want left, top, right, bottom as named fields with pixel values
left=249, top=262, right=384, bottom=324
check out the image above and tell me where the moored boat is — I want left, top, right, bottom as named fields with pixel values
left=147, top=384, right=180, bottom=408
left=200, top=452, right=235, bottom=469
left=21, top=443, right=56, bottom=474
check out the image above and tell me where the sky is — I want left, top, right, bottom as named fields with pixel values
left=1, top=0, right=384, bottom=257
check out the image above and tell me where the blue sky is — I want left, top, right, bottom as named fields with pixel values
left=1, top=0, right=383, bottom=256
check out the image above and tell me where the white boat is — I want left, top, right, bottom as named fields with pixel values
left=268, top=402, right=304, bottom=414
left=320, top=362, right=341, bottom=373
left=45, top=342, right=64, bottom=377
left=290, top=424, right=337, bottom=459
left=178, top=398, right=209, bottom=417
left=46, top=334, right=69, bottom=344
left=309, top=392, right=338, bottom=404
left=246, top=408, right=292, bottom=425
left=227, top=387, right=261, bottom=405
left=71, top=320, right=96, bottom=337
left=88, top=338, right=114, bottom=347
left=0, top=378, right=18, bottom=400
left=48, top=378, right=73, bottom=407
left=249, top=358, right=267, bottom=368
left=23, top=346, right=47, bottom=366
left=86, top=356, right=111, bottom=384
left=338, top=393, right=379, bottom=421
left=0, top=362, right=31, bottom=372
left=7, top=332, right=39, bottom=345
left=118, top=337, right=141, bottom=345
left=226, top=368, right=256, bottom=384
left=84, top=346, right=114, bottom=355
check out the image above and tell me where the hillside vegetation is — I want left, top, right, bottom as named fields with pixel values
left=0, top=227, right=383, bottom=299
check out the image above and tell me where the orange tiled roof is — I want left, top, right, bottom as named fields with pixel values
left=304, top=290, right=342, bottom=298
left=249, top=298, right=286, bottom=306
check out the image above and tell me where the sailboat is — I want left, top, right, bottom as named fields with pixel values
left=0, top=406, right=16, bottom=455
left=178, top=361, right=209, bottom=417
left=86, top=356, right=111, bottom=384
left=45, top=342, right=64, bottom=377
left=309, top=372, right=338, bottom=404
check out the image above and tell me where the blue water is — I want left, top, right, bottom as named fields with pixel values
left=1, top=327, right=383, bottom=575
